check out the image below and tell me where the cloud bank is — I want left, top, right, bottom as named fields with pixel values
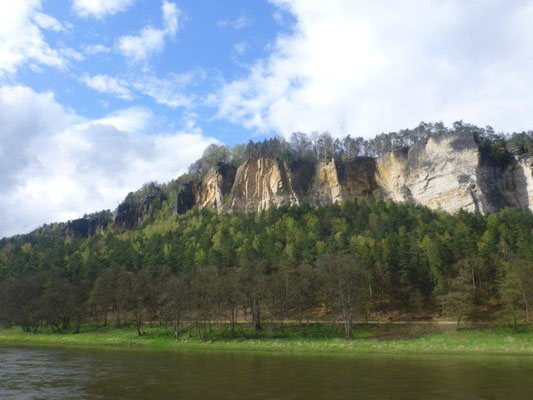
left=217, top=0, right=533, bottom=137
left=0, top=86, right=216, bottom=237
left=0, top=0, right=70, bottom=77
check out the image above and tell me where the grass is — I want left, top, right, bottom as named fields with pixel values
left=2, top=322, right=533, bottom=356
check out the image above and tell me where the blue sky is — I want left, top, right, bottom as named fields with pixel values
left=2, top=0, right=533, bottom=237
left=16, top=0, right=293, bottom=145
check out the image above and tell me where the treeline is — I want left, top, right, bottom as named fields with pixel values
left=186, top=121, right=533, bottom=179
left=25, top=121, right=532, bottom=240
left=1, top=199, right=533, bottom=338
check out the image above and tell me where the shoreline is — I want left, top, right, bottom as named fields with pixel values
left=1, top=324, right=533, bottom=356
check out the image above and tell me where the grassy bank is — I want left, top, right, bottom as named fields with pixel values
left=2, top=323, right=533, bottom=355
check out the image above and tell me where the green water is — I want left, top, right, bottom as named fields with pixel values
left=1, top=346, right=533, bottom=399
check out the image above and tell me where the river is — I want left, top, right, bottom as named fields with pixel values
left=1, top=346, right=533, bottom=399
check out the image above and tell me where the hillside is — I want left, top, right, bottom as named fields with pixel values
left=1, top=122, right=533, bottom=338
left=11, top=121, right=533, bottom=242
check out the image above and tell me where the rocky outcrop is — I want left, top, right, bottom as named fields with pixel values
left=512, top=157, right=533, bottom=210
left=375, top=133, right=532, bottom=214
left=195, top=164, right=236, bottom=212
left=308, top=158, right=377, bottom=205
left=338, top=157, right=378, bottom=198
left=36, top=131, right=533, bottom=240
left=173, top=164, right=236, bottom=215
left=308, top=159, right=343, bottom=205
left=87, top=213, right=112, bottom=236
left=403, top=133, right=483, bottom=213
left=229, top=158, right=299, bottom=212
left=376, top=148, right=410, bottom=203
left=173, top=182, right=195, bottom=215
left=65, top=212, right=112, bottom=240
left=175, top=134, right=533, bottom=216
left=114, top=184, right=167, bottom=232
left=66, top=218, right=90, bottom=240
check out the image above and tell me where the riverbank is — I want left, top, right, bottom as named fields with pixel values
left=1, top=323, right=533, bottom=355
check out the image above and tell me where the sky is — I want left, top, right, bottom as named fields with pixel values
left=1, top=0, right=533, bottom=237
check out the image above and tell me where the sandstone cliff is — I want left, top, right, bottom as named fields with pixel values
left=172, top=164, right=236, bottom=215
left=229, top=158, right=299, bottom=212
left=65, top=211, right=112, bottom=240
left=114, top=184, right=167, bottom=232
left=375, top=133, right=530, bottom=214
left=173, top=132, right=533, bottom=217
left=56, top=131, right=533, bottom=240
left=308, top=158, right=377, bottom=205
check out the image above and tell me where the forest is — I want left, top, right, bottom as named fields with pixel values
left=1, top=198, right=533, bottom=339
left=2, top=122, right=533, bottom=340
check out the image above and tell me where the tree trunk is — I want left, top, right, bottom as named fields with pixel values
left=231, top=307, right=236, bottom=339
left=522, top=293, right=530, bottom=323
left=252, top=298, right=261, bottom=337
left=343, top=307, right=352, bottom=340
left=74, top=314, right=81, bottom=334
left=136, top=317, right=143, bottom=336
left=471, top=264, right=476, bottom=298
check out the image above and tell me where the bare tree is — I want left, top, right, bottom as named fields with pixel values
left=317, top=253, right=370, bottom=339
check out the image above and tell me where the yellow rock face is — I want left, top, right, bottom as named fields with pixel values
left=310, top=158, right=377, bottom=205
left=189, top=133, right=533, bottom=216
left=376, top=149, right=409, bottom=203
left=376, top=135, right=483, bottom=213
left=310, top=159, right=344, bottom=204
left=195, top=168, right=226, bottom=212
left=229, top=158, right=299, bottom=213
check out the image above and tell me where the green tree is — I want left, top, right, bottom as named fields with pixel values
left=440, top=262, right=473, bottom=328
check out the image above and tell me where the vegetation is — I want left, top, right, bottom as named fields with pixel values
left=2, top=121, right=533, bottom=350
left=1, top=323, right=533, bottom=355
left=2, top=198, right=533, bottom=342
left=188, top=121, right=533, bottom=173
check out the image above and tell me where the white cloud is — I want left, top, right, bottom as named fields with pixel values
left=217, top=14, right=251, bottom=30
left=117, top=1, right=179, bottom=62
left=81, top=74, right=133, bottom=100
left=85, top=107, right=153, bottom=132
left=59, top=47, right=84, bottom=62
left=0, top=86, right=216, bottom=237
left=118, top=27, right=166, bottom=62
left=81, top=71, right=203, bottom=108
left=0, top=0, right=69, bottom=77
left=72, top=0, right=135, bottom=18
left=83, top=44, right=112, bottom=55
left=33, top=12, right=64, bottom=32
left=162, top=0, right=179, bottom=35
left=216, top=0, right=533, bottom=137
left=131, top=71, right=203, bottom=108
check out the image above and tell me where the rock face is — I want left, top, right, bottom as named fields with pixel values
left=173, top=182, right=195, bottom=216
left=375, top=148, right=410, bottom=203
left=195, top=164, right=236, bottom=212
left=308, top=158, right=377, bottom=205
left=32, top=131, right=533, bottom=242
left=65, top=212, right=112, bottom=240
left=375, top=133, right=533, bottom=214
left=513, top=157, right=533, bottom=210
left=378, top=134, right=484, bottom=213
left=176, top=132, right=533, bottom=216
left=172, top=164, right=236, bottom=215
left=66, top=218, right=89, bottom=240
left=229, top=158, right=299, bottom=212
left=114, top=184, right=167, bottom=232
left=43, top=131, right=533, bottom=240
